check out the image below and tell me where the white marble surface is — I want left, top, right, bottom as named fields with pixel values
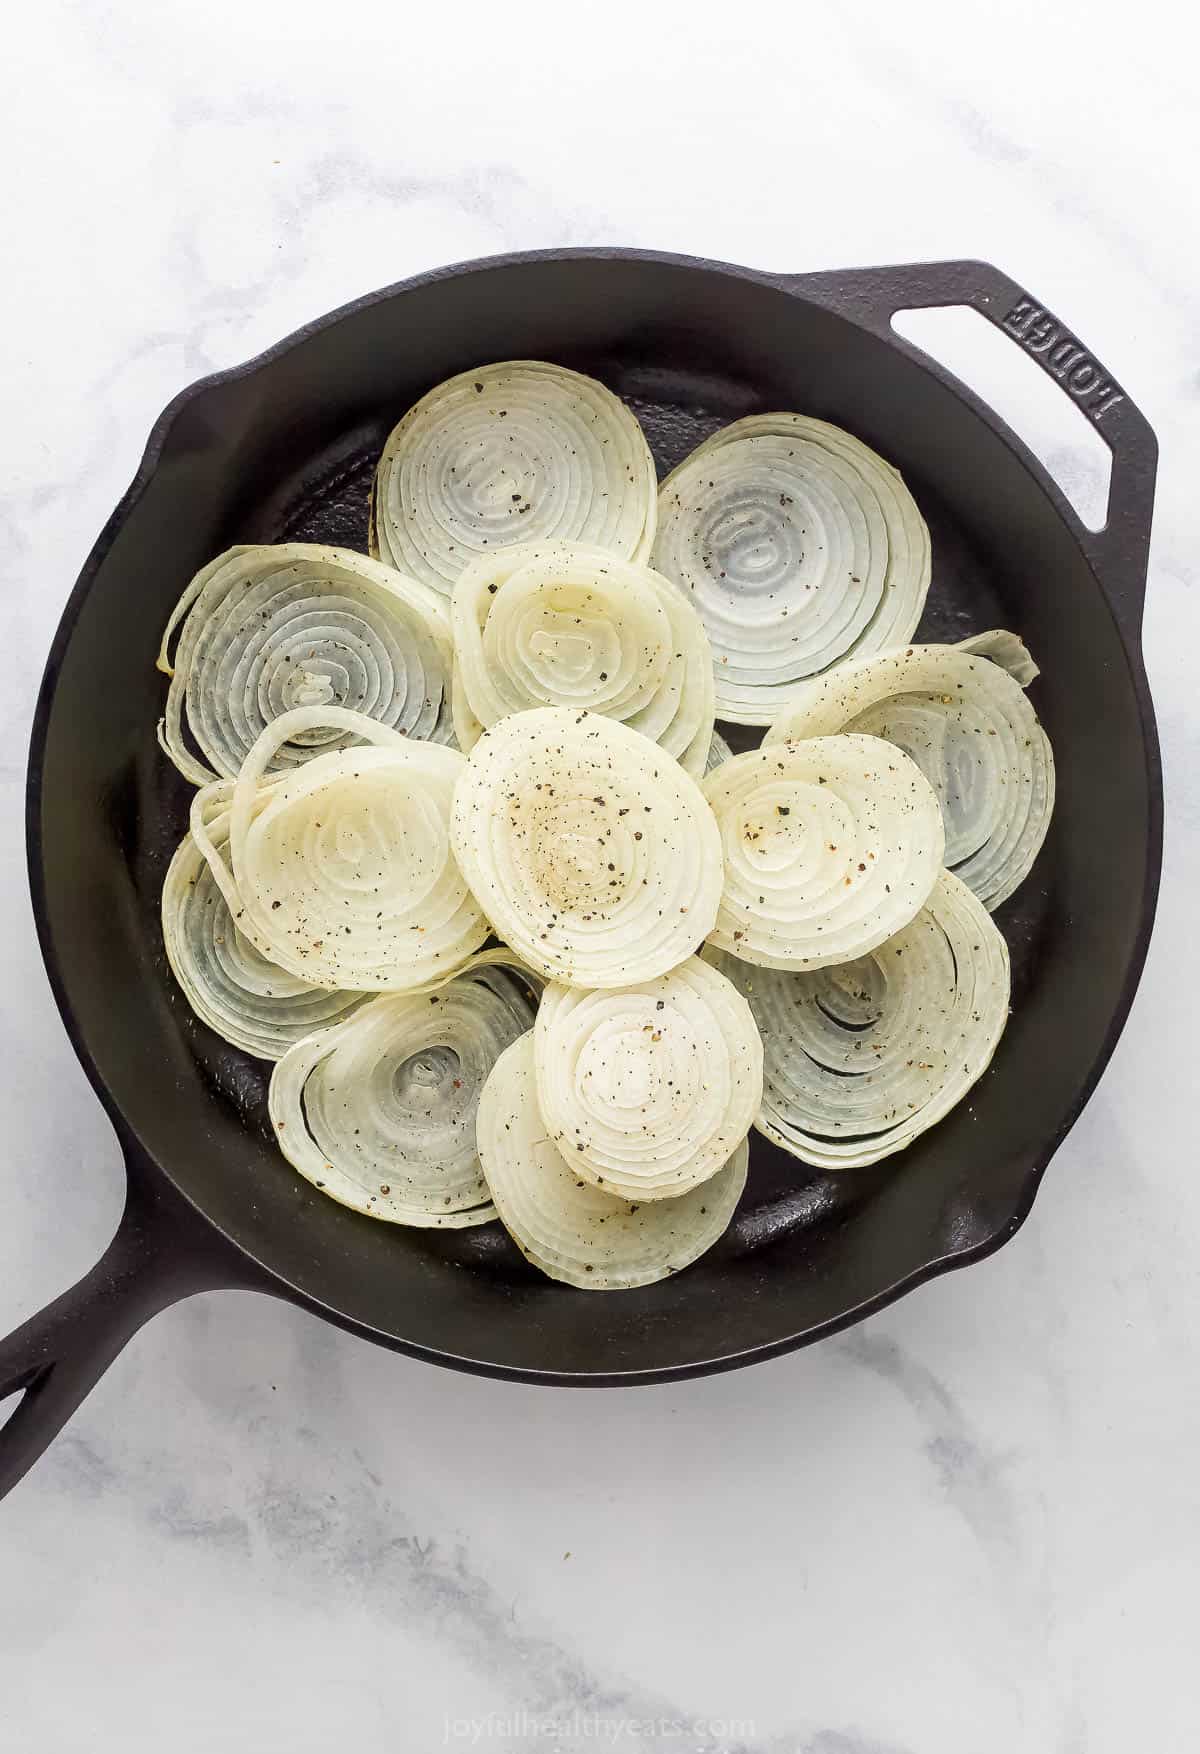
left=2, top=3, right=1197, bottom=1749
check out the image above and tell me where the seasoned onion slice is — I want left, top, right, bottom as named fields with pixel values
left=162, top=786, right=364, bottom=1058
left=194, top=706, right=488, bottom=990
left=267, top=953, right=539, bottom=1226
left=370, top=361, right=657, bottom=598
left=956, top=628, right=1040, bottom=686
left=157, top=543, right=454, bottom=784
left=534, top=956, right=762, bottom=1200
left=708, top=870, right=1010, bottom=1168
left=477, top=1033, right=748, bottom=1288
left=763, top=635, right=1054, bottom=910
left=450, top=707, right=723, bottom=988
left=701, top=733, right=943, bottom=969
left=451, top=543, right=715, bottom=778
left=652, top=414, right=930, bottom=724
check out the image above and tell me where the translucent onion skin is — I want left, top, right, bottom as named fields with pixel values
left=477, top=1033, right=748, bottom=1288
left=701, top=733, right=944, bottom=970
left=763, top=635, right=1054, bottom=911
left=534, top=956, right=763, bottom=1200
left=268, top=954, right=540, bottom=1226
left=370, top=361, right=657, bottom=599
left=956, top=629, right=1040, bottom=687
left=157, top=543, right=454, bottom=785
left=708, top=869, right=1011, bottom=1169
left=194, top=706, right=489, bottom=991
left=450, top=707, right=724, bottom=989
left=704, top=729, right=734, bottom=773
left=451, top=543, right=715, bottom=778
left=652, top=414, right=931, bottom=724
left=162, top=787, right=364, bottom=1059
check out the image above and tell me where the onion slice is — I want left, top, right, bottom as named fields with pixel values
left=450, top=707, right=724, bottom=988
left=451, top=543, right=715, bottom=778
left=477, top=1033, right=748, bottom=1288
left=370, top=361, right=657, bottom=598
left=701, top=733, right=944, bottom=969
left=956, top=628, right=1040, bottom=687
left=268, top=952, right=540, bottom=1226
left=534, top=955, right=762, bottom=1200
left=704, top=729, right=734, bottom=773
left=708, top=869, right=1010, bottom=1168
left=157, top=543, right=454, bottom=784
left=194, top=706, right=488, bottom=990
left=652, top=414, right=931, bottom=724
left=162, top=785, right=364, bottom=1058
left=763, top=635, right=1054, bottom=910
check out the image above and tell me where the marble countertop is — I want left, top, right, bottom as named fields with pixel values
left=3, top=3, right=1196, bottom=1749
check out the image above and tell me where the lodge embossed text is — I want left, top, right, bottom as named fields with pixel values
left=1002, top=299, right=1124, bottom=422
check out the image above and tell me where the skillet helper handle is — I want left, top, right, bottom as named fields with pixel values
left=0, top=1145, right=258, bottom=1500
left=786, top=258, right=1158, bottom=642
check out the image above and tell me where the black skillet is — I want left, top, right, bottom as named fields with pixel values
left=0, top=251, right=1161, bottom=1500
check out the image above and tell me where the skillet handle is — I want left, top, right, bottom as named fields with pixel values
left=785, top=258, right=1158, bottom=643
left=0, top=1141, right=263, bottom=1500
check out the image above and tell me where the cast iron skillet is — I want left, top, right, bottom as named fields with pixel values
left=0, top=251, right=1161, bottom=1500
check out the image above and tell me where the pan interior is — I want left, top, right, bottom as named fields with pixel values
left=33, top=257, right=1154, bottom=1379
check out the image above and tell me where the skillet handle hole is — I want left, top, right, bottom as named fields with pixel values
left=892, top=304, right=1113, bottom=533
left=0, top=1373, right=39, bottom=1435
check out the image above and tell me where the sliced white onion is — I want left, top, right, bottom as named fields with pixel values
left=708, top=869, right=1010, bottom=1169
left=534, top=956, right=762, bottom=1200
left=955, top=628, right=1040, bottom=687
left=763, top=635, right=1054, bottom=910
left=157, top=543, right=455, bottom=784
left=704, top=729, right=734, bottom=773
left=477, top=1033, right=748, bottom=1288
left=450, top=654, right=486, bottom=754
left=194, top=706, right=488, bottom=990
left=652, top=414, right=931, bottom=724
left=268, top=952, right=540, bottom=1226
left=450, top=543, right=715, bottom=778
left=370, top=361, right=657, bottom=598
left=162, top=786, right=364, bottom=1058
left=450, top=707, right=724, bottom=988
left=701, top=733, right=943, bottom=969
